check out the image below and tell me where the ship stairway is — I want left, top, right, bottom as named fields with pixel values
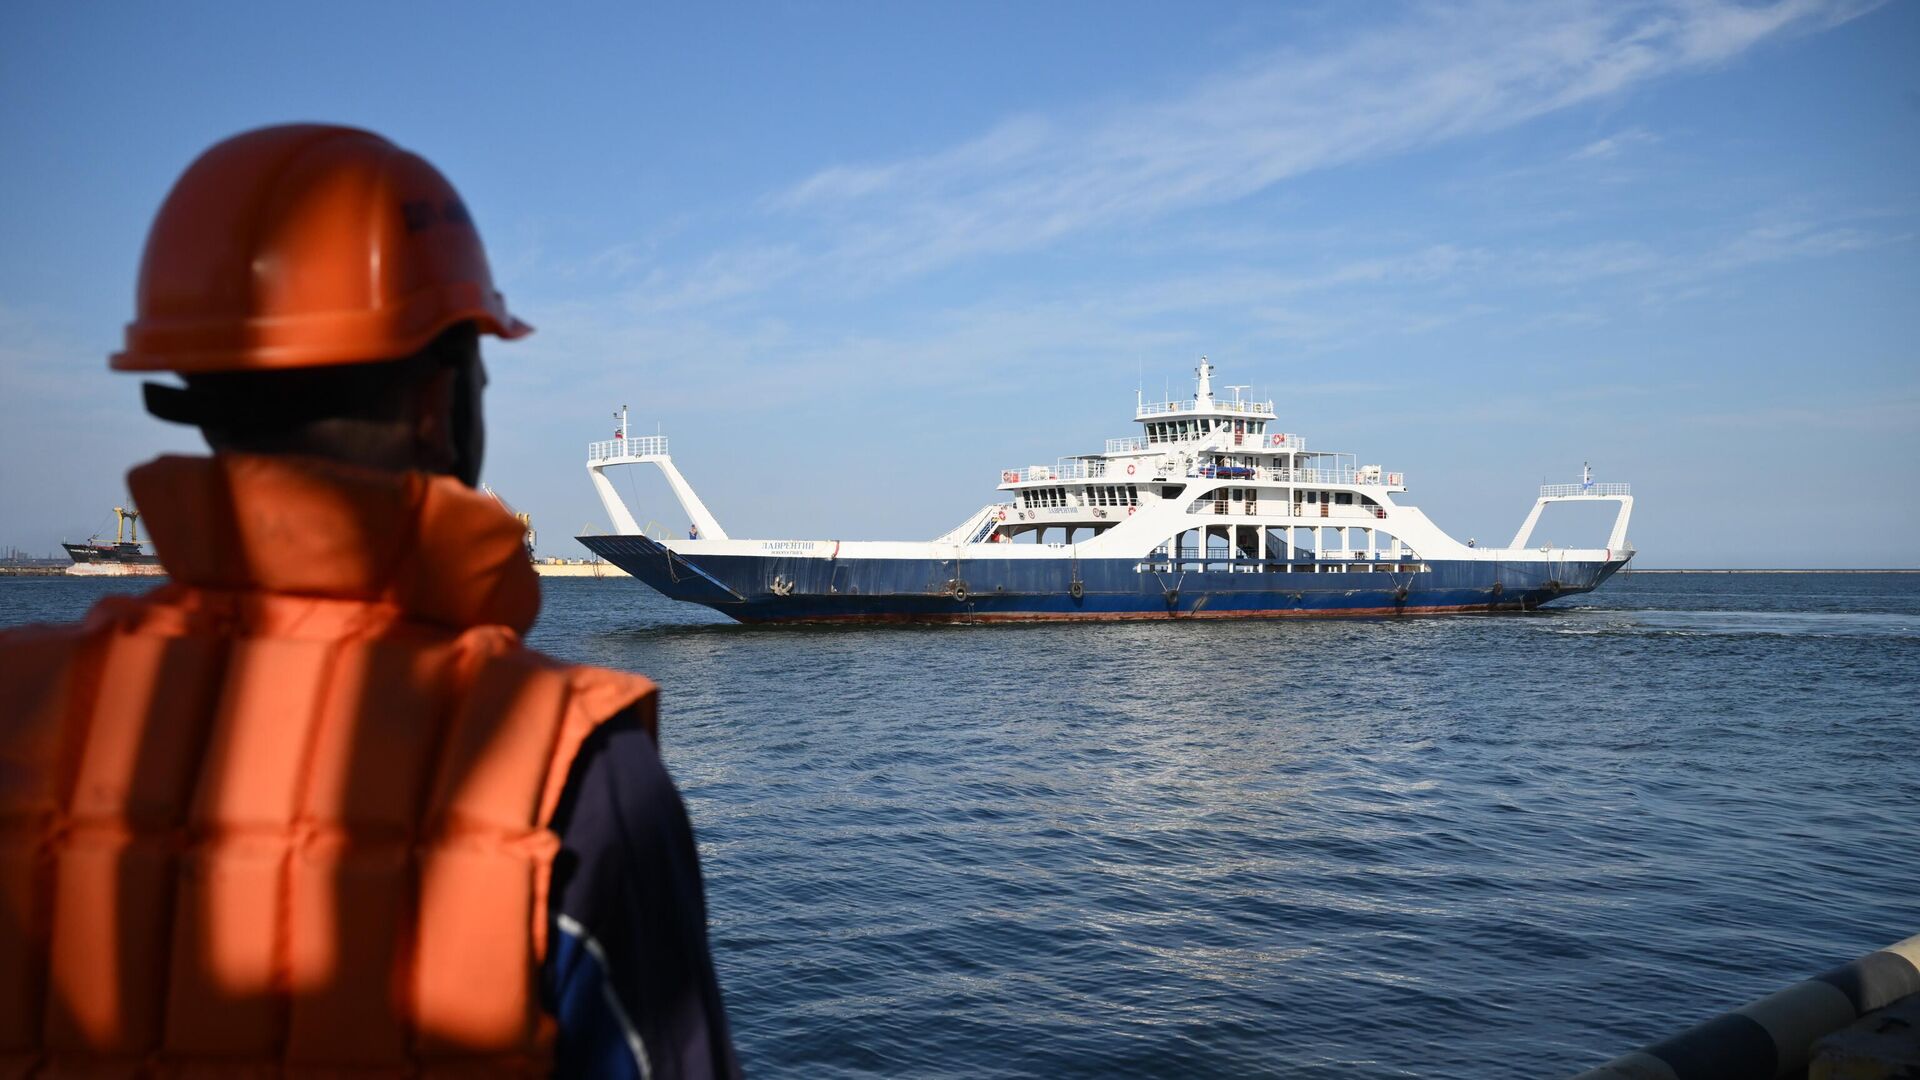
left=964, top=505, right=1005, bottom=544
left=932, top=503, right=1009, bottom=545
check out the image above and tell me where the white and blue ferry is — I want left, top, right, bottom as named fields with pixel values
left=576, top=359, right=1634, bottom=623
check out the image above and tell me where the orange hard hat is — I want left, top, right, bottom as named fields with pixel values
left=111, top=124, right=530, bottom=373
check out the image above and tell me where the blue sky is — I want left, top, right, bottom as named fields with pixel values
left=2, top=0, right=1914, bottom=568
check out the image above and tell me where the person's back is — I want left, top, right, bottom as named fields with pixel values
left=0, top=125, right=737, bottom=1076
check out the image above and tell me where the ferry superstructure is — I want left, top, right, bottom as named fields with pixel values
left=576, top=359, right=1634, bottom=623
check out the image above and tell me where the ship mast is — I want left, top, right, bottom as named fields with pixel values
left=1194, top=355, right=1215, bottom=407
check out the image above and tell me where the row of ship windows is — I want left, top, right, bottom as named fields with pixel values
left=1022, top=484, right=1140, bottom=509
left=1022, top=485, right=1378, bottom=511
left=1145, top=418, right=1265, bottom=444
left=1137, top=560, right=1431, bottom=574
left=1194, top=489, right=1376, bottom=509
left=1208, top=488, right=1373, bottom=505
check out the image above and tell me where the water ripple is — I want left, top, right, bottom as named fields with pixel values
left=6, top=572, right=1916, bottom=1077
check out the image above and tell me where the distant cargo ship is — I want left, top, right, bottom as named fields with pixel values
left=577, top=359, right=1635, bottom=623
left=62, top=506, right=164, bottom=576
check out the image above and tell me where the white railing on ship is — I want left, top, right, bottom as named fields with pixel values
left=1111, top=431, right=1313, bottom=451
left=1188, top=500, right=1387, bottom=519
left=1145, top=431, right=1308, bottom=449
left=1136, top=398, right=1275, bottom=417
left=1250, top=467, right=1354, bottom=484
left=1253, top=467, right=1401, bottom=485
left=588, top=435, right=669, bottom=461
left=1540, top=482, right=1631, bottom=497
left=1005, top=463, right=1401, bottom=485
left=1002, top=461, right=1132, bottom=482
left=1052, top=459, right=1109, bottom=480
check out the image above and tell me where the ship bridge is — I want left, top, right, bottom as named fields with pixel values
left=998, top=357, right=1402, bottom=498
left=1131, top=356, right=1282, bottom=450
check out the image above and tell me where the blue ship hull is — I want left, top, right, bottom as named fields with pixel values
left=577, top=534, right=1625, bottom=624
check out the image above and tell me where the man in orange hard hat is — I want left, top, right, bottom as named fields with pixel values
left=0, top=125, right=739, bottom=1076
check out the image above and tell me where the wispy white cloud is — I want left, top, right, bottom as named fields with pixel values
left=1569, top=127, right=1661, bottom=160
left=765, top=0, right=1878, bottom=281
left=506, top=0, right=1882, bottom=325
left=1700, top=218, right=1895, bottom=271
left=509, top=204, right=1904, bottom=418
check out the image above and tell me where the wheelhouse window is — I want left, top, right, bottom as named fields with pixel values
left=1022, top=487, right=1069, bottom=509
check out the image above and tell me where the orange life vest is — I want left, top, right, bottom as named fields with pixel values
left=0, top=454, right=657, bottom=1075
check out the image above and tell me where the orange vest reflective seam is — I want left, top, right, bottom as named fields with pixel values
left=0, top=588, right=655, bottom=1074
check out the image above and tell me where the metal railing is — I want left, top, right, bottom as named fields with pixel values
left=1053, top=459, right=1110, bottom=480
left=1184, top=501, right=1386, bottom=519
left=1191, top=498, right=1264, bottom=516
left=1260, top=467, right=1356, bottom=484
left=588, top=435, right=669, bottom=462
left=1136, top=398, right=1275, bottom=417
left=1005, top=461, right=1397, bottom=490
left=1119, top=430, right=1311, bottom=451
left=1540, top=482, right=1631, bottom=497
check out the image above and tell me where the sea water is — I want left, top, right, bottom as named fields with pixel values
left=6, top=572, right=1916, bottom=1077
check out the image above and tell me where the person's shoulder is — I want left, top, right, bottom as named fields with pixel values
left=466, top=643, right=659, bottom=739
left=569, top=711, right=671, bottom=790
left=465, top=639, right=655, bottom=695
left=547, top=707, right=684, bottom=889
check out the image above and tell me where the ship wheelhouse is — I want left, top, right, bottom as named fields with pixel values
left=982, top=357, right=1427, bottom=572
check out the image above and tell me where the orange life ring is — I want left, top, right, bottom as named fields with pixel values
left=997, top=510, right=1006, bottom=521
left=1126, top=464, right=1136, bottom=475
left=1127, top=505, right=1136, bottom=516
